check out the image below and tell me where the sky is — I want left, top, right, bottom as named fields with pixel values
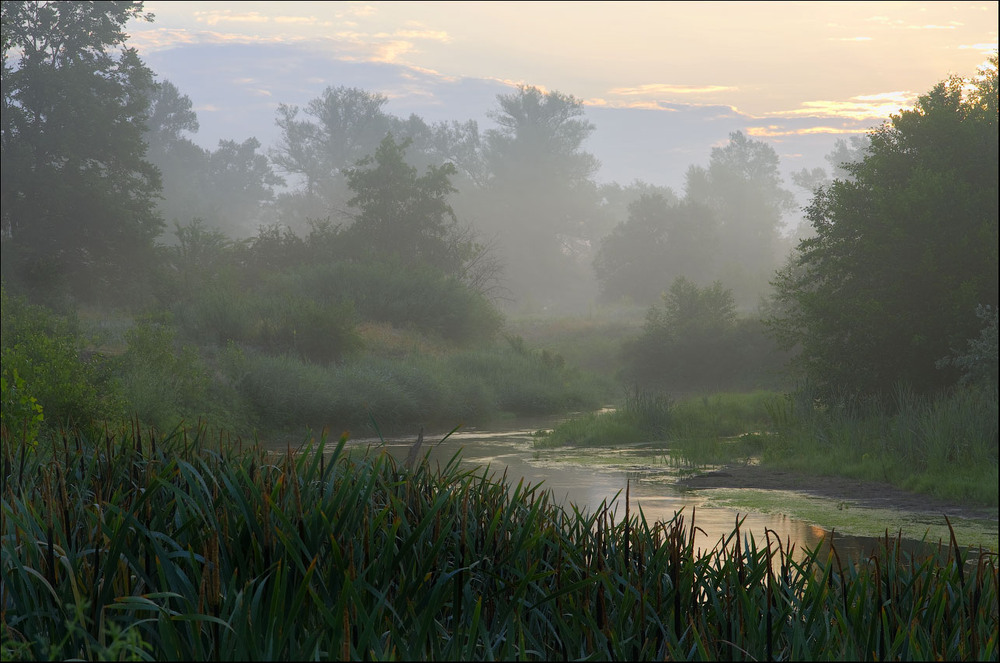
left=126, top=1, right=999, bottom=192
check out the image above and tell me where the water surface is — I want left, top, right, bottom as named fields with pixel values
left=315, top=416, right=943, bottom=562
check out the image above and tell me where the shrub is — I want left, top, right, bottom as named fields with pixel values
left=278, top=260, right=503, bottom=345
left=0, top=286, right=122, bottom=430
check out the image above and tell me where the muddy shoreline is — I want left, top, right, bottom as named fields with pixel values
left=677, top=463, right=999, bottom=524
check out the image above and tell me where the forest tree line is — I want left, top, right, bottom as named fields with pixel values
left=1, top=1, right=996, bottom=437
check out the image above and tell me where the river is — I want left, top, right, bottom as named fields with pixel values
left=293, top=414, right=951, bottom=563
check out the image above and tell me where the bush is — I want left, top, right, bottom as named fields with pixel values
left=176, top=283, right=361, bottom=365
left=622, top=278, right=789, bottom=392
left=0, top=286, right=123, bottom=431
left=116, top=321, right=243, bottom=432
left=278, top=260, right=503, bottom=345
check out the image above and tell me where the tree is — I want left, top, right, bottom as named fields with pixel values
left=479, top=85, right=602, bottom=310
left=770, top=58, right=999, bottom=398
left=1, top=0, right=161, bottom=302
left=685, top=131, right=795, bottom=307
left=790, top=135, right=871, bottom=195
left=270, top=86, right=475, bottom=234
left=593, top=194, right=717, bottom=304
left=622, top=277, right=785, bottom=392
left=144, top=79, right=284, bottom=238
left=343, top=134, right=464, bottom=270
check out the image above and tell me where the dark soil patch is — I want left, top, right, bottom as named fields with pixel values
left=677, top=464, right=998, bottom=523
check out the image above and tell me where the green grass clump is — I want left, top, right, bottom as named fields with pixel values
left=541, top=385, right=999, bottom=508
left=537, top=389, right=775, bottom=455
left=766, top=384, right=1000, bottom=506
left=535, top=387, right=672, bottom=448
left=3, top=425, right=996, bottom=661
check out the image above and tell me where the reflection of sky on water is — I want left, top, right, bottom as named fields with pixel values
left=318, top=420, right=942, bottom=563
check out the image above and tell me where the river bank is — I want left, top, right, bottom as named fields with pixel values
left=678, top=462, right=999, bottom=550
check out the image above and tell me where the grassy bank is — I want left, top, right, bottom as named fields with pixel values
left=537, top=386, right=999, bottom=507
left=765, top=385, right=999, bottom=507
left=2, top=287, right=612, bottom=442
left=3, top=426, right=996, bottom=660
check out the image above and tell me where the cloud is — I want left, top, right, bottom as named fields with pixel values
left=768, top=91, right=917, bottom=121
left=193, top=10, right=270, bottom=26
left=746, top=125, right=870, bottom=138
left=960, top=42, right=1000, bottom=53
left=274, top=16, right=326, bottom=25
left=608, top=83, right=737, bottom=96
left=129, top=28, right=305, bottom=52
left=831, top=36, right=873, bottom=41
left=394, top=29, right=451, bottom=43
left=586, top=98, right=679, bottom=111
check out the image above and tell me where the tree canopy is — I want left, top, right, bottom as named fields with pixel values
left=343, top=134, right=466, bottom=272
left=593, top=194, right=716, bottom=304
left=1, top=0, right=161, bottom=302
left=770, top=58, right=999, bottom=398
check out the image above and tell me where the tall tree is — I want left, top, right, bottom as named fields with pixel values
left=1, top=0, right=161, bottom=301
left=770, top=58, right=999, bottom=398
left=685, top=131, right=795, bottom=307
left=343, top=134, right=465, bottom=271
left=270, top=86, right=467, bottom=232
left=480, top=85, right=601, bottom=310
left=144, top=79, right=207, bottom=230
left=145, top=79, right=284, bottom=238
left=790, top=135, right=871, bottom=195
left=593, top=194, right=717, bottom=304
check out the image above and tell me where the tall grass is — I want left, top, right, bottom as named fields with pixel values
left=534, top=386, right=673, bottom=448
left=535, top=389, right=772, bottom=452
left=4, top=425, right=995, bottom=660
left=766, top=384, right=999, bottom=506
left=234, top=342, right=608, bottom=436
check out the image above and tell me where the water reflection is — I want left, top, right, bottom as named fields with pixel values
left=304, top=418, right=946, bottom=563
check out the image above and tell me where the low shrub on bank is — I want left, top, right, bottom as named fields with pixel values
left=232, top=340, right=607, bottom=435
left=3, top=425, right=996, bottom=661
left=0, top=286, right=124, bottom=435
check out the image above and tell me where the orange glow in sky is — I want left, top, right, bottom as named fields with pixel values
left=133, top=0, right=997, bottom=129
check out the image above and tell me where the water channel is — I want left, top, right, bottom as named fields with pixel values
left=292, top=414, right=956, bottom=564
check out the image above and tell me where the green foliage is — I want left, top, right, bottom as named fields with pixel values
left=0, top=368, right=43, bottom=444
left=535, top=386, right=673, bottom=448
left=771, top=59, right=999, bottom=398
left=594, top=195, right=718, bottom=304
left=276, top=259, right=502, bottom=345
left=767, top=384, right=999, bottom=506
left=344, top=134, right=468, bottom=272
left=0, top=286, right=122, bottom=429
left=622, top=278, right=789, bottom=392
left=1, top=1, right=162, bottom=303
left=538, top=390, right=777, bottom=451
left=3, top=425, right=996, bottom=661
left=116, top=321, right=216, bottom=431
left=232, top=339, right=604, bottom=434
left=174, top=263, right=362, bottom=366
left=936, top=304, right=999, bottom=388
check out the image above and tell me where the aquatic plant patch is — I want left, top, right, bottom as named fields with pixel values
left=2, top=425, right=996, bottom=660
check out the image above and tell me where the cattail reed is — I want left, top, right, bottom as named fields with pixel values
left=2, top=423, right=996, bottom=661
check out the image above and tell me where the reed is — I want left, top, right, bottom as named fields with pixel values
left=2, top=424, right=996, bottom=660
